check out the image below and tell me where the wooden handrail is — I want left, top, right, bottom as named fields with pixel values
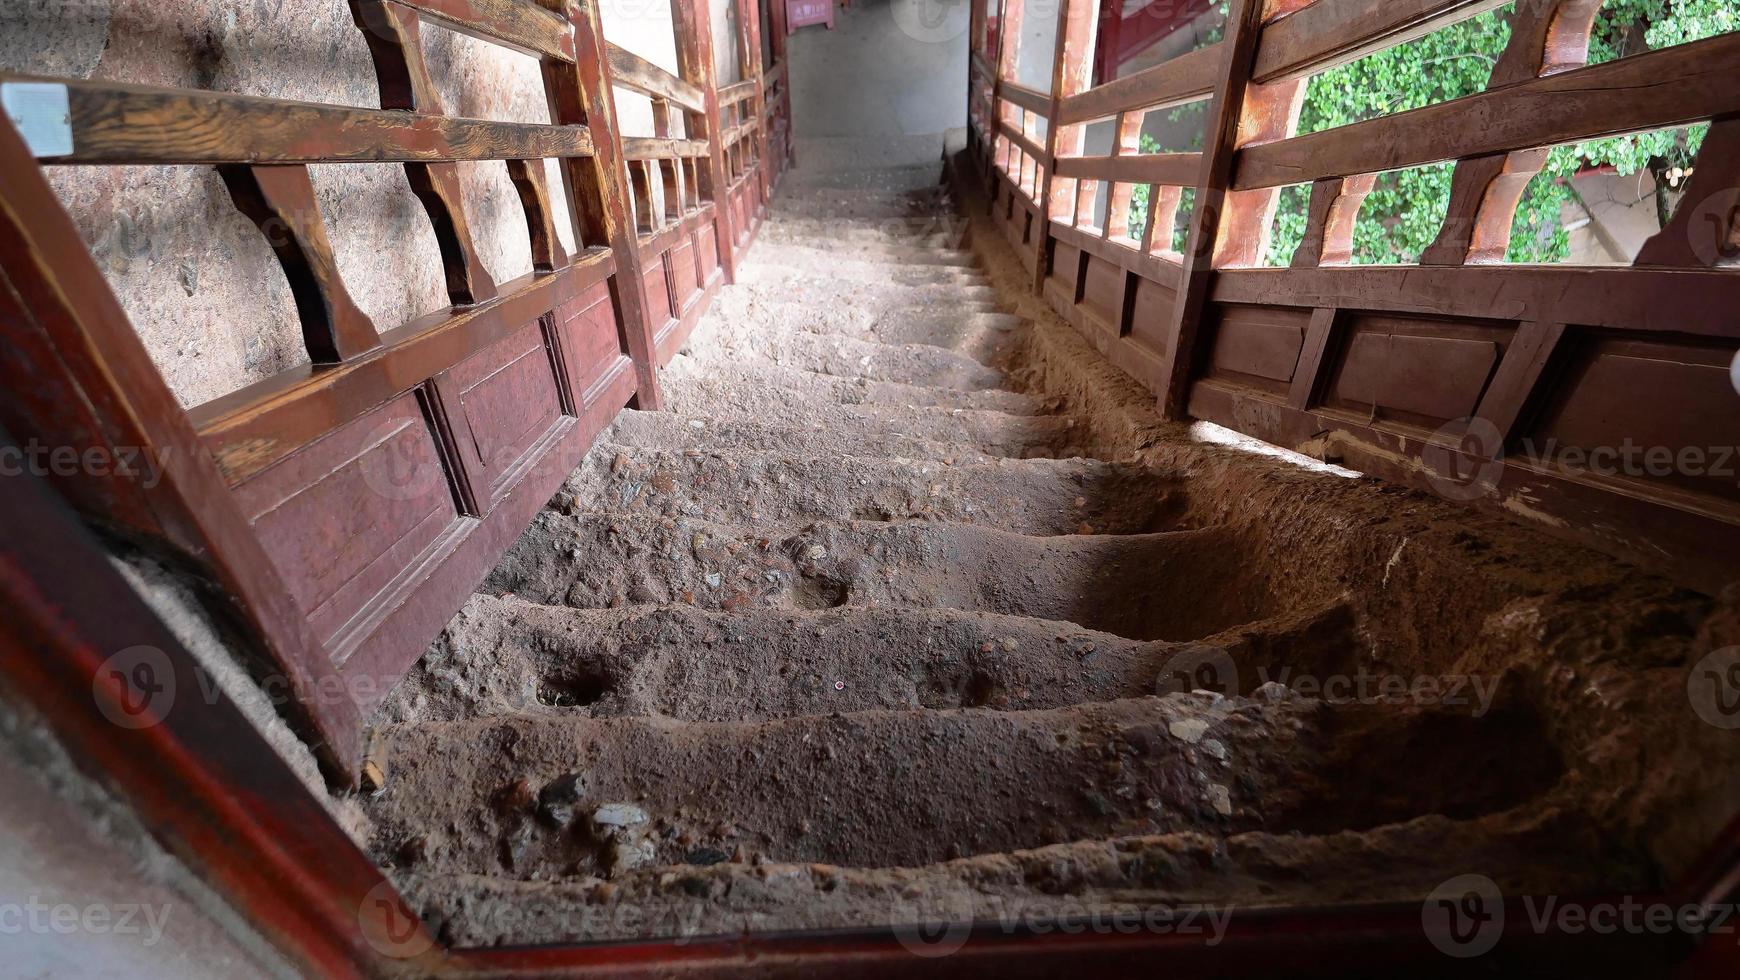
left=998, top=79, right=1052, bottom=114
left=3, top=74, right=594, bottom=164
left=388, top=0, right=575, bottom=62
left=719, top=79, right=756, bottom=105
left=621, top=136, right=711, bottom=159
left=1255, top=0, right=1508, bottom=83
left=1053, top=151, right=1201, bottom=186
left=1235, top=29, right=1740, bottom=189
left=606, top=42, right=706, bottom=112
left=1055, top=44, right=1219, bottom=125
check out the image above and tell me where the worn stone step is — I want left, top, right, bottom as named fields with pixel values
left=738, top=255, right=986, bottom=289
left=751, top=240, right=975, bottom=269
left=364, top=694, right=1308, bottom=877
left=719, top=280, right=1002, bottom=319
left=366, top=691, right=1562, bottom=878
left=679, top=316, right=1009, bottom=391
left=384, top=599, right=1226, bottom=723
left=394, top=811, right=1617, bottom=946
left=602, top=410, right=1009, bottom=463
left=486, top=513, right=1297, bottom=643
left=781, top=161, right=943, bottom=192
left=660, top=357, right=1042, bottom=417
left=559, top=448, right=1180, bottom=535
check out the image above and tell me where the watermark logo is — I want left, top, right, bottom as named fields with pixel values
left=1155, top=646, right=1240, bottom=699
left=358, top=419, right=448, bottom=503
left=1681, top=192, right=1740, bottom=267
left=890, top=894, right=974, bottom=958
left=892, top=0, right=970, bottom=45
left=1422, top=874, right=1504, bottom=959
left=1422, top=417, right=1504, bottom=503
left=358, top=880, right=437, bottom=960
left=1688, top=647, right=1740, bottom=730
left=92, top=646, right=175, bottom=730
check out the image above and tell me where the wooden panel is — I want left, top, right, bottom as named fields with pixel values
left=641, top=257, right=673, bottom=325
left=1051, top=241, right=1082, bottom=293
left=554, top=281, right=630, bottom=405
left=1327, top=316, right=1501, bottom=423
left=669, top=238, right=699, bottom=307
left=1207, top=305, right=1307, bottom=388
left=7, top=73, right=594, bottom=165
left=1532, top=338, right=1740, bottom=501
left=445, top=317, right=566, bottom=500
left=1128, top=274, right=1177, bottom=354
left=235, top=391, right=464, bottom=648
left=1080, top=249, right=1124, bottom=326
left=697, top=221, right=720, bottom=279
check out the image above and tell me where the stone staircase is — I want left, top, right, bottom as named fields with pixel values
left=353, top=157, right=1734, bottom=947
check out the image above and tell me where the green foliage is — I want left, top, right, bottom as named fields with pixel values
left=1127, top=1, right=1730, bottom=265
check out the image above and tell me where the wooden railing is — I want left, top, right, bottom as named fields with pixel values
left=963, top=0, right=1740, bottom=593
left=0, top=0, right=792, bottom=786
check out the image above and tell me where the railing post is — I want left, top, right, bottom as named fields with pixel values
left=671, top=0, right=740, bottom=282
left=538, top=0, right=664, bottom=411
left=1154, top=0, right=1284, bottom=420
left=738, top=0, right=771, bottom=206
left=1033, top=0, right=1097, bottom=293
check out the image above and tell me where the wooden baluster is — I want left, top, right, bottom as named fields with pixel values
left=351, top=0, right=498, bottom=306
left=1141, top=185, right=1182, bottom=255
left=1035, top=0, right=1097, bottom=290
left=1210, top=76, right=1306, bottom=268
left=1635, top=114, right=1740, bottom=268
left=671, top=0, right=736, bottom=277
left=506, top=158, right=568, bottom=272
left=1104, top=110, right=1143, bottom=239
left=1155, top=0, right=1269, bottom=420
left=537, top=0, right=664, bottom=410
left=1291, top=173, right=1376, bottom=268
left=1421, top=0, right=1603, bottom=266
left=219, top=165, right=382, bottom=362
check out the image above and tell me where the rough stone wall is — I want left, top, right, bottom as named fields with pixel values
left=1, top=0, right=739, bottom=410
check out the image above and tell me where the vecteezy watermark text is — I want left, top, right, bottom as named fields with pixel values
left=0, top=898, right=172, bottom=947
left=891, top=895, right=1234, bottom=958
left=0, top=439, right=171, bottom=489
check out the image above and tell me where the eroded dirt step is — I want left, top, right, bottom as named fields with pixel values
left=762, top=223, right=960, bottom=250
left=769, top=188, right=953, bottom=220
left=780, top=162, right=943, bottom=192
left=660, top=357, right=1041, bottom=416
left=679, top=319, right=1009, bottom=391
left=704, top=293, right=1022, bottom=362
left=558, top=448, right=1183, bottom=534
left=633, top=394, right=1079, bottom=455
left=483, top=512, right=1304, bottom=644
left=748, top=240, right=975, bottom=268
left=716, top=281, right=1002, bottom=321
left=364, top=691, right=1565, bottom=877
left=602, top=410, right=1011, bottom=463
left=384, top=598, right=1253, bottom=722
left=738, top=257, right=986, bottom=289
left=394, top=809, right=1626, bottom=946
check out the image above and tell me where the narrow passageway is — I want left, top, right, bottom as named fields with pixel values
left=357, top=148, right=1727, bottom=945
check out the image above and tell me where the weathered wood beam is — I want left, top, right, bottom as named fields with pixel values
left=1056, top=43, right=1220, bottom=125
left=384, top=0, right=575, bottom=62
left=606, top=42, right=706, bottom=112
left=3, top=73, right=594, bottom=164
left=1236, top=30, right=1740, bottom=190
